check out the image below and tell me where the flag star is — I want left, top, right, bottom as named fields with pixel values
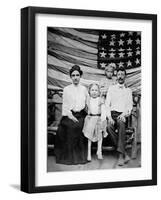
left=137, top=32, right=141, bottom=36
left=109, top=48, right=116, bottom=52
left=100, top=51, right=107, bottom=58
left=128, top=31, right=133, bottom=36
left=101, top=34, right=107, bottom=39
left=127, top=47, right=132, bottom=51
left=118, top=39, right=124, bottom=46
left=136, top=38, right=141, bottom=44
left=109, top=40, right=115, bottom=46
left=135, top=58, right=140, bottom=65
left=111, top=34, right=116, bottom=39
left=118, top=62, right=124, bottom=68
left=120, top=33, right=125, bottom=37
left=136, top=50, right=141, bottom=55
left=118, top=48, right=125, bottom=52
left=127, top=38, right=133, bottom=45
left=100, top=63, right=106, bottom=68
left=101, top=47, right=105, bottom=50
left=119, top=52, right=125, bottom=58
left=127, top=51, right=133, bottom=57
left=108, top=52, right=115, bottom=58
left=136, top=47, right=140, bottom=50
left=127, top=60, right=132, bottom=67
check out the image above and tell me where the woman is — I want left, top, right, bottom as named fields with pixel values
left=54, top=65, right=88, bottom=165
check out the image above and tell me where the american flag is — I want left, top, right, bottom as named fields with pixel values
left=98, top=30, right=141, bottom=70
left=48, top=27, right=141, bottom=94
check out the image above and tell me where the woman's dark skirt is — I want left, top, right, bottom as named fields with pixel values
left=54, top=109, right=88, bottom=165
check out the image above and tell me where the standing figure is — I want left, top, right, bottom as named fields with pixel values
left=105, top=67, right=133, bottom=166
left=54, top=65, right=88, bottom=165
left=83, top=83, right=108, bottom=161
left=99, top=63, right=116, bottom=103
left=99, top=63, right=116, bottom=147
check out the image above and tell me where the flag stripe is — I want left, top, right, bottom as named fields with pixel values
left=47, top=28, right=141, bottom=94
left=48, top=55, right=140, bottom=75
left=48, top=42, right=97, bottom=59
left=48, top=27, right=99, bottom=43
left=48, top=63, right=140, bottom=82
left=48, top=50, right=97, bottom=68
left=48, top=67, right=141, bottom=93
left=48, top=32, right=98, bottom=53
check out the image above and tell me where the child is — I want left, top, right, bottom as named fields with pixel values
left=82, top=83, right=107, bottom=161
left=99, top=63, right=116, bottom=103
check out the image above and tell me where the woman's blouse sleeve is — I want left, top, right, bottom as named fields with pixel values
left=62, top=87, right=72, bottom=116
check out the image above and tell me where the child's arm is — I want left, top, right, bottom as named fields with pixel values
left=85, top=95, right=90, bottom=115
left=100, top=104, right=106, bottom=122
left=98, top=98, right=106, bottom=121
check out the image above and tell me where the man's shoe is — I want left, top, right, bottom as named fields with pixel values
left=124, top=154, right=130, bottom=164
left=117, top=157, right=124, bottom=166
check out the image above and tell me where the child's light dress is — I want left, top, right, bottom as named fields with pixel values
left=99, top=77, right=116, bottom=103
left=83, top=97, right=107, bottom=142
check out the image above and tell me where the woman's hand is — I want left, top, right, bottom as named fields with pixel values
left=68, top=113, right=79, bottom=123
left=117, top=113, right=126, bottom=123
left=108, top=116, right=115, bottom=125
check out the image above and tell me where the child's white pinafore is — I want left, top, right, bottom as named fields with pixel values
left=83, top=97, right=107, bottom=142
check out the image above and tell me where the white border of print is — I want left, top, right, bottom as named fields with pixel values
left=35, top=14, right=152, bottom=186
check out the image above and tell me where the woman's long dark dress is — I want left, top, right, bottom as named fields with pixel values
left=54, top=109, right=88, bottom=165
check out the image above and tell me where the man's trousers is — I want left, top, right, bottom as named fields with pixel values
left=106, top=111, right=126, bottom=155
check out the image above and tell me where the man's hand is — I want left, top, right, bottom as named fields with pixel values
left=117, top=113, right=126, bottom=123
left=68, top=113, right=79, bottom=123
left=108, top=116, right=115, bottom=125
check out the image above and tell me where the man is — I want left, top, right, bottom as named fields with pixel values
left=105, top=67, right=133, bottom=166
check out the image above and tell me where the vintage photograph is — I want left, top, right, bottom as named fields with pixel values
left=21, top=7, right=157, bottom=192
left=47, top=27, right=141, bottom=172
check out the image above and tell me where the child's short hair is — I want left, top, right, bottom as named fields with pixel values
left=88, top=83, right=100, bottom=96
left=105, top=63, right=116, bottom=72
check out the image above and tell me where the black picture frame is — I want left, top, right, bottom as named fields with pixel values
left=21, top=6, right=157, bottom=193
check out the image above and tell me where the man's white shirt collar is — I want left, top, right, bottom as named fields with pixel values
left=116, top=83, right=125, bottom=89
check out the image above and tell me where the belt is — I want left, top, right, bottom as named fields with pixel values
left=89, top=114, right=101, bottom=116
left=71, top=108, right=87, bottom=116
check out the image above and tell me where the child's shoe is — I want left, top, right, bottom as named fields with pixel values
left=87, top=154, right=91, bottom=162
left=96, top=151, right=103, bottom=160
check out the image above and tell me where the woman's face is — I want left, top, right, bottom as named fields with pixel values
left=71, top=70, right=81, bottom=85
left=90, top=85, right=99, bottom=98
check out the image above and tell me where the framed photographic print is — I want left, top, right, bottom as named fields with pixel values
left=21, top=6, right=157, bottom=193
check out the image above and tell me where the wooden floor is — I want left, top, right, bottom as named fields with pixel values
left=47, top=145, right=141, bottom=172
